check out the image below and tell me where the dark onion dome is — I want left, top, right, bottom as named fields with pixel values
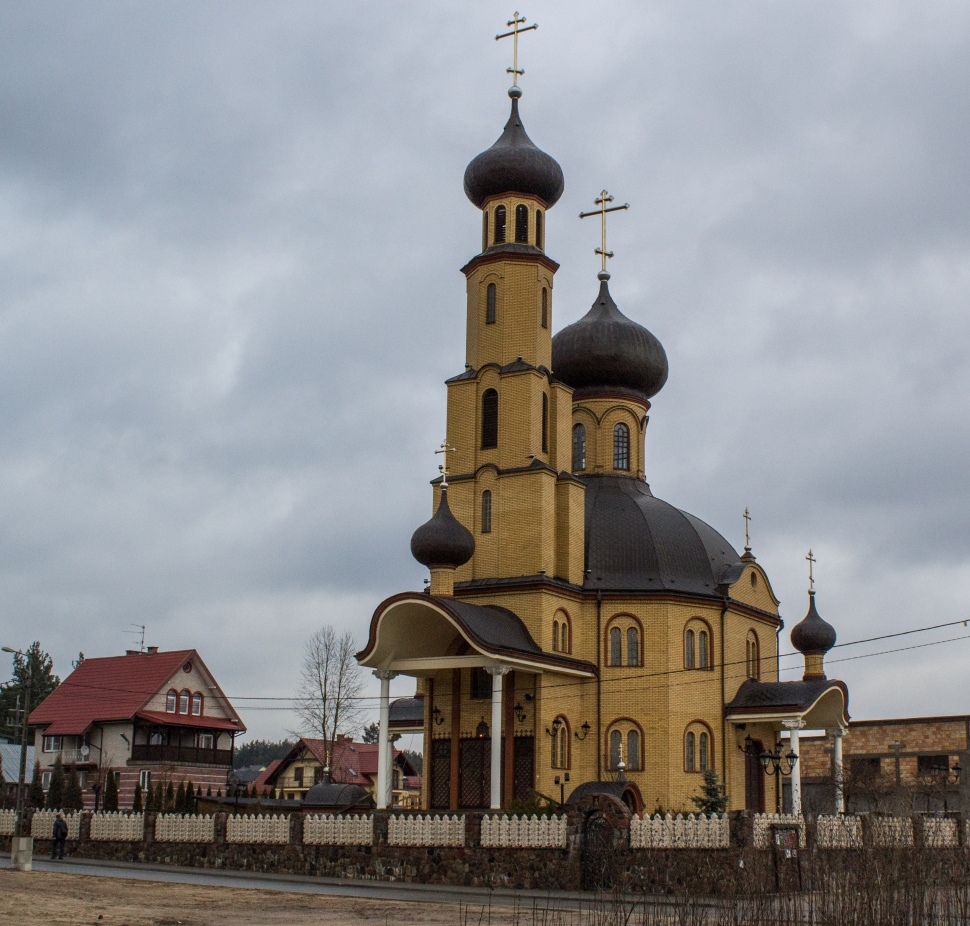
left=790, top=591, right=837, bottom=655
left=463, top=90, right=564, bottom=209
left=583, top=475, right=741, bottom=595
left=552, top=275, right=669, bottom=403
left=410, top=488, right=475, bottom=569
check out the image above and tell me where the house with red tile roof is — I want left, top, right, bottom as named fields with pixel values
left=29, top=647, right=245, bottom=809
left=265, top=735, right=421, bottom=808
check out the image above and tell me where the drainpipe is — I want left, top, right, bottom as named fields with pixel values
left=596, top=588, right=603, bottom=782
left=719, top=597, right=728, bottom=787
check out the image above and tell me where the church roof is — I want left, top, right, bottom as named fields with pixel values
left=725, top=677, right=849, bottom=717
left=582, top=475, right=742, bottom=596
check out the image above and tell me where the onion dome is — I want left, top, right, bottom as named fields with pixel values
left=463, top=90, right=564, bottom=209
left=552, top=274, right=669, bottom=403
left=791, top=592, right=837, bottom=655
left=410, top=488, right=475, bottom=569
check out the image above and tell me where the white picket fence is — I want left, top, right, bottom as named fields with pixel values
left=155, top=813, right=215, bottom=843
left=630, top=813, right=730, bottom=849
left=753, top=813, right=806, bottom=849
left=226, top=813, right=289, bottom=844
left=31, top=810, right=80, bottom=840
left=923, top=816, right=960, bottom=848
left=869, top=816, right=914, bottom=846
left=480, top=814, right=567, bottom=848
left=303, top=814, right=373, bottom=846
left=816, top=814, right=863, bottom=848
left=388, top=813, right=465, bottom=847
left=90, top=812, right=144, bottom=842
left=0, top=809, right=16, bottom=835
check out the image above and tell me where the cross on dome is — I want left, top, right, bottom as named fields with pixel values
left=496, top=12, right=538, bottom=92
left=806, top=549, right=817, bottom=593
left=579, top=190, right=630, bottom=276
left=435, top=440, right=456, bottom=488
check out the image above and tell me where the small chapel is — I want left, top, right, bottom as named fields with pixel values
left=358, top=21, right=849, bottom=817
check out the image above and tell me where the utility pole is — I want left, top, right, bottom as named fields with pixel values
left=2, top=646, right=33, bottom=870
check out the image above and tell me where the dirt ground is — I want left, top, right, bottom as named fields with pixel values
left=0, top=869, right=580, bottom=926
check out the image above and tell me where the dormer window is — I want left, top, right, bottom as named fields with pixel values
left=514, top=204, right=528, bottom=243
left=494, top=205, right=507, bottom=244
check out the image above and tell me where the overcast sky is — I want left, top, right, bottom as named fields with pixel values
left=2, top=2, right=969, bottom=744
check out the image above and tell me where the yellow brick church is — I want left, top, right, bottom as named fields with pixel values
left=358, top=35, right=848, bottom=817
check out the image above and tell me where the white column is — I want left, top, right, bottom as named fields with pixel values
left=784, top=718, right=805, bottom=815
left=374, top=670, right=396, bottom=810
left=486, top=666, right=510, bottom=810
left=833, top=727, right=846, bottom=814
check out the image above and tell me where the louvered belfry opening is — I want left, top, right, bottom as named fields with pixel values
left=494, top=205, right=507, bottom=243
left=481, top=389, right=498, bottom=448
left=514, top=203, right=529, bottom=243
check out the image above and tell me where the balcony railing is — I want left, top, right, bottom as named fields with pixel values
left=47, top=748, right=96, bottom=765
left=130, top=744, right=232, bottom=767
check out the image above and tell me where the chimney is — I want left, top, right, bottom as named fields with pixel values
left=146, top=646, right=159, bottom=655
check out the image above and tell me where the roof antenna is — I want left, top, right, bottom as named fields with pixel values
left=125, top=623, right=147, bottom=653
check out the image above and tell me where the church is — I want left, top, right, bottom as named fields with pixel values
left=357, top=25, right=849, bottom=817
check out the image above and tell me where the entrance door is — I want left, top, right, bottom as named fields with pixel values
left=512, top=736, right=534, bottom=802
left=459, top=737, right=490, bottom=808
left=429, top=738, right=451, bottom=810
left=745, top=738, right=765, bottom=813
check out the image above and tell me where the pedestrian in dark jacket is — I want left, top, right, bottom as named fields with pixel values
left=51, top=812, right=67, bottom=859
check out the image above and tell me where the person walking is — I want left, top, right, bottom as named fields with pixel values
left=51, top=812, right=68, bottom=859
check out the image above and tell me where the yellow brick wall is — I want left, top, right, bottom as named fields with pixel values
left=571, top=399, right=648, bottom=479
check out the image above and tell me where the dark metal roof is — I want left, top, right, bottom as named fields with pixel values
left=410, top=488, right=475, bottom=569
left=302, top=781, right=373, bottom=809
left=389, top=695, right=425, bottom=726
left=725, top=677, right=847, bottom=714
left=582, top=475, right=741, bottom=595
left=463, top=97, right=564, bottom=209
left=790, top=591, right=837, bottom=655
left=552, top=278, right=668, bottom=403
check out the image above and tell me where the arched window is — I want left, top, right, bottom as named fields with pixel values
left=481, top=389, right=498, bottom=449
left=698, top=630, right=710, bottom=669
left=494, top=205, right=506, bottom=243
left=609, top=627, right=622, bottom=666
left=572, top=423, right=586, bottom=471
left=192, top=693, right=203, bottom=716
left=486, top=282, right=497, bottom=324
left=552, top=621, right=559, bottom=652
left=613, top=423, right=630, bottom=470
left=560, top=621, right=569, bottom=653
left=514, top=203, right=529, bottom=243
left=535, top=209, right=543, bottom=249
left=179, top=690, right=190, bottom=714
left=685, top=731, right=696, bottom=772
left=627, top=627, right=639, bottom=667
left=481, top=490, right=492, bottom=533
left=541, top=288, right=548, bottom=328
left=552, top=716, right=569, bottom=769
left=685, top=629, right=695, bottom=669
left=482, top=211, right=489, bottom=251
left=699, top=732, right=710, bottom=771
left=746, top=630, right=760, bottom=679
left=610, top=730, right=622, bottom=769
left=166, top=690, right=177, bottom=713
left=541, top=393, right=548, bottom=453
left=627, top=730, right=640, bottom=770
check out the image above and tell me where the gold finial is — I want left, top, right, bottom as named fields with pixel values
left=496, top=12, right=538, bottom=89
left=806, top=549, right=816, bottom=593
left=435, top=441, right=456, bottom=489
left=743, top=507, right=751, bottom=551
left=579, top=191, right=630, bottom=273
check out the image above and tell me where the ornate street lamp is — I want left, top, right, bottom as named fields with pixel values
left=756, top=738, right=798, bottom=778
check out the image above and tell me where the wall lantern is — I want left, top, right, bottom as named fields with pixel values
left=476, top=718, right=489, bottom=739
left=514, top=702, right=526, bottom=723
left=545, top=716, right=564, bottom=737
left=431, top=706, right=445, bottom=726
left=574, top=721, right=591, bottom=741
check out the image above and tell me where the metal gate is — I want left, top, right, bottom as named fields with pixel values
left=429, top=738, right=451, bottom=810
left=581, top=812, right=618, bottom=891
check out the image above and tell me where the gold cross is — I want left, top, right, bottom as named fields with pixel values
left=496, top=12, right=538, bottom=87
left=743, top=508, right=751, bottom=550
left=579, top=191, right=630, bottom=273
left=435, top=441, right=456, bottom=488
left=806, top=549, right=816, bottom=593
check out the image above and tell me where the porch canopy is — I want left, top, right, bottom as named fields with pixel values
left=357, top=592, right=595, bottom=811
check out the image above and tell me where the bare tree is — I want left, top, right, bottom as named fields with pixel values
left=294, top=627, right=365, bottom=762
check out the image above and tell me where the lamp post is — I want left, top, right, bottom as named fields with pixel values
left=2, top=646, right=33, bottom=870
left=554, top=772, right=570, bottom=812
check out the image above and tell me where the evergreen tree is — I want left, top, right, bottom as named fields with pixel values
left=164, top=781, right=175, bottom=813
left=691, top=768, right=728, bottom=815
left=175, top=781, right=186, bottom=813
left=63, top=765, right=84, bottom=811
left=232, top=738, right=294, bottom=769
left=46, top=755, right=65, bottom=809
left=0, top=642, right=61, bottom=741
left=102, top=770, right=119, bottom=812
left=185, top=781, right=196, bottom=813
left=28, top=761, right=45, bottom=808
left=206, top=784, right=212, bottom=797
left=153, top=782, right=163, bottom=812
left=361, top=722, right=380, bottom=744
left=132, top=782, right=143, bottom=813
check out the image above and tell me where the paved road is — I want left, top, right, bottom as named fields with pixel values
left=0, top=853, right=616, bottom=912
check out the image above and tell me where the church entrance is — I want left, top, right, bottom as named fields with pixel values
left=429, top=735, right=536, bottom=809
left=459, top=737, right=492, bottom=808
left=745, top=738, right=766, bottom=813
